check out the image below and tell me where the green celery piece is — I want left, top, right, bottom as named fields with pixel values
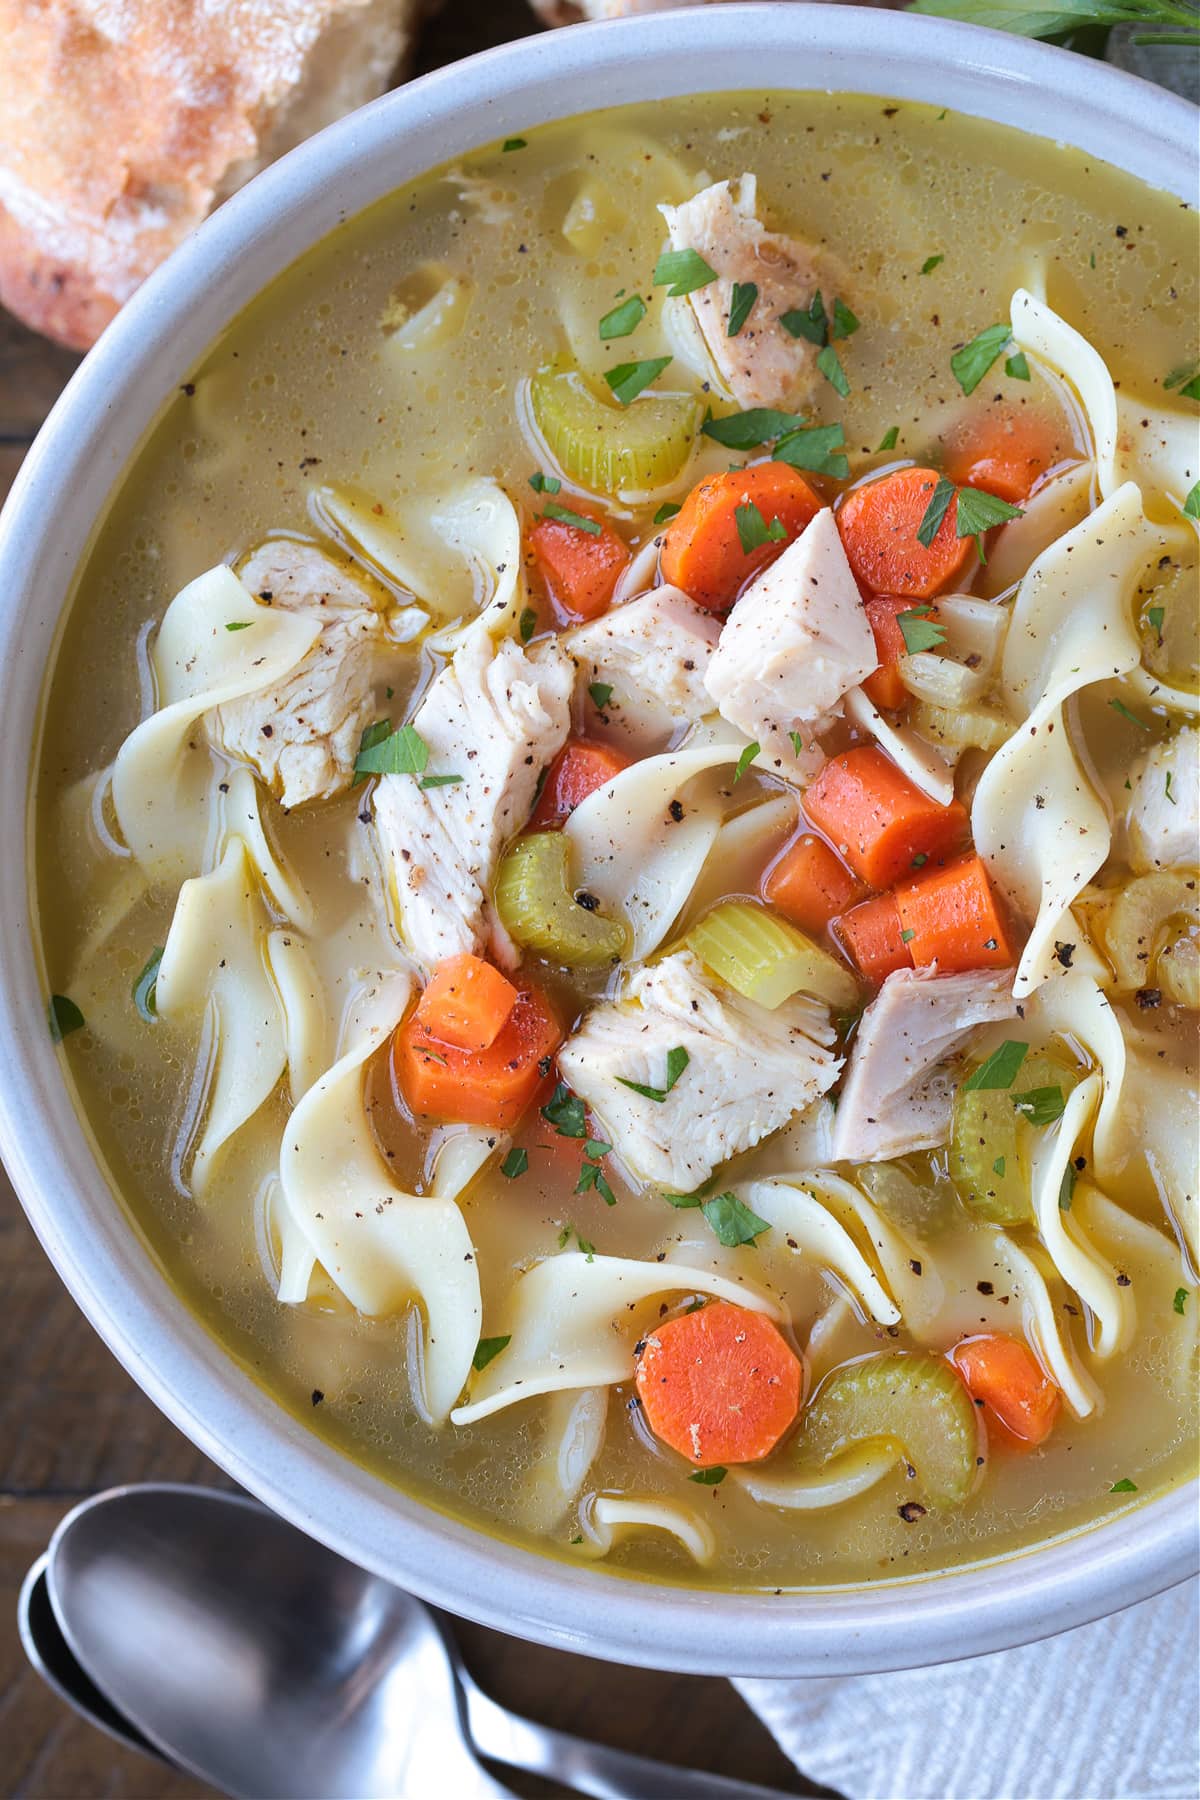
left=798, top=1351, right=979, bottom=1506
left=494, top=832, right=627, bottom=968
left=951, top=1048, right=1081, bottom=1225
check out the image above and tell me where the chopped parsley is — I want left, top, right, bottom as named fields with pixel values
left=780, top=293, right=828, bottom=344
left=354, top=721, right=428, bottom=779
left=1058, top=1163, right=1077, bottom=1211
left=1184, top=480, right=1200, bottom=521
left=588, top=681, right=614, bottom=710
left=916, top=474, right=957, bottom=547
left=789, top=730, right=806, bottom=757
left=954, top=485, right=1024, bottom=557
left=472, top=1335, right=512, bottom=1371
left=419, top=773, right=462, bottom=790
left=701, top=407, right=804, bottom=449
left=542, top=1082, right=587, bottom=1138
left=1005, top=351, right=1031, bottom=382
left=1146, top=604, right=1165, bottom=634
left=529, top=471, right=561, bottom=494
left=1173, top=1287, right=1188, bottom=1316
left=689, top=1466, right=728, bottom=1486
left=48, top=994, right=85, bottom=1042
left=734, top=741, right=762, bottom=782
left=897, top=607, right=948, bottom=654
left=727, top=281, right=758, bottom=337
left=775, top=422, right=850, bottom=479
left=950, top=322, right=1015, bottom=396
left=993, top=1156, right=1006, bottom=1177
left=652, top=247, right=718, bottom=297
left=1011, top=1085, right=1066, bottom=1127
left=702, top=1191, right=771, bottom=1247
left=817, top=343, right=851, bottom=398
left=900, top=928, right=916, bottom=944
left=1164, top=360, right=1200, bottom=402
left=576, top=1159, right=616, bottom=1206
left=912, top=852, right=928, bottom=867
left=599, top=294, right=647, bottom=340
left=225, top=620, right=254, bottom=632
left=735, top=501, right=787, bottom=554
left=542, top=499, right=603, bottom=535
left=558, top=1225, right=596, bottom=1261
left=653, top=501, right=681, bottom=525
left=604, top=356, right=673, bottom=407
left=500, top=1148, right=528, bottom=1180
left=831, top=297, right=860, bottom=338
left=519, top=606, right=537, bottom=643
left=501, top=137, right=527, bottom=152
left=132, top=948, right=165, bottom=1022
left=617, top=1045, right=689, bottom=1103
left=920, top=254, right=944, bottom=275
left=1109, top=1478, right=1138, bottom=1494
left=1165, top=771, right=1177, bottom=805
left=585, top=1138, right=612, bottom=1159
left=1109, top=698, right=1150, bottom=730
left=876, top=426, right=900, bottom=453
left=962, top=1040, right=1030, bottom=1092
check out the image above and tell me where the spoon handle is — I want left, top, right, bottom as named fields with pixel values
left=461, top=1676, right=795, bottom=1800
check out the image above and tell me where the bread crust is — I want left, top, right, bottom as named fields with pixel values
left=0, top=0, right=421, bottom=349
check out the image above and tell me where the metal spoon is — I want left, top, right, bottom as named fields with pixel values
left=41, top=1483, right=795, bottom=1800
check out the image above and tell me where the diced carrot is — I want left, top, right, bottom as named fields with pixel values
left=530, top=738, right=631, bottom=830
left=412, top=953, right=519, bottom=1053
left=895, top=853, right=1018, bottom=973
left=952, top=1334, right=1061, bottom=1448
left=862, top=594, right=931, bottom=711
left=762, top=831, right=867, bottom=937
left=529, top=505, right=631, bottom=621
left=803, top=745, right=969, bottom=889
left=634, top=1301, right=804, bottom=1466
left=944, top=409, right=1061, bottom=505
left=837, top=466, right=974, bottom=598
left=391, top=982, right=561, bottom=1129
left=660, top=462, right=823, bottom=612
left=835, top=892, right=914, bottom=985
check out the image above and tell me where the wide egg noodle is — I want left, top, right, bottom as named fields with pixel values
left=111, top=566, right=320, bottom=882
left=733, top=1176, right=904, bottom=1328
left=216, top=766, right=315, bottom=932
left=265, top=931, right=328, bottom=1106
left=1077, top=1190, right=1198, bottom=1399
left=986, top=1231, right=1099, bottom=1418
left=678, top=791, right=798, bottom=931
left=515, top=1387, right=609, bottom=1537
left=562, top=739, right=753, bottom=959
left=154, top=839, right=287, bottom=1194
left=977, top=462, right=1095, bottom=601
left=279, top=970, right=485, bottom=1425
left=972, top=483, right=1158, bottom=996
left=730, top=1442, right=898, bottom=1513
left=575, top=1494, right=717, bottom=1569
left=843, top=685, right=955, bottom=805
left=450, top=1252, right=783, bottom=1426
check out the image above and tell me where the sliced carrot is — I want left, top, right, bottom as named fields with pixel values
left=862, top=594, right=932, bottom=711
left=803, top=745, right=969, bottom=889
left=529, top=505, right=631, bottom=621
left=412, top=953, right=519, bottom=1053
left=835, top=892, right=914, bottom=985
left=634, top=1301, right=804, bottom=1467
left=944, top=409, right=1061, bottom=505
left=530, top=738, right=631, bottom=830
left=952, top=1334, right=1061, bottom=1448
left=895, top=853, right=1018, bottom=974
left=391, top=982, right=561, bottom=1130
left=660, top=462, right=822, bottom=612
left=837, top=466, right=974, bottom=598
left=762, top=831, right=867, bottom=937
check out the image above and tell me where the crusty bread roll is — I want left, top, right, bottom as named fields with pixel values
left=0, top=0, right=428, bottom=349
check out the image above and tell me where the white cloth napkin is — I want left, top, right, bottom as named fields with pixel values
left=735, top=1578, right=1199, bottom=1800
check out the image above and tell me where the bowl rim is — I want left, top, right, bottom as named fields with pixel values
left=0, top=3, right=1196, bottom=1678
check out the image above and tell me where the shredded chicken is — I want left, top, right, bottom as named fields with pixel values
left=559, top=949, right=840, bottom=1191
left=373, top=620, right=573, bottom=968
left=831, top=967, right=1019, bottom=1164
left=210, top=540, right=399, bottom=810
left=705, top=508, right=877, bottom=781
left=565, top=587, right=721, bottom=748
left=1125, top=726, right=1199, bottom=872
left=660, top=174, right=838, bottom=411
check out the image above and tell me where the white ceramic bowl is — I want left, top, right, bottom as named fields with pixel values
left=0, top=4, right=1195, bottom=1677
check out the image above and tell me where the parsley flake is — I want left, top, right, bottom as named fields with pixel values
left=502, top=137, right=527, bottom=152
left=900, top=928, right=916, bottom=944
left=775, top=422, right=850, bottom=479
left=727, top=281, right=758, bottom=337
left=921, top=254, right=944, bottom=275
left=993, top=1156, right=1006, bottom=1177
left=701, top=407, right=804, bottom=449
left=789, top=730, right=805, bottom=757
left=897, top=607, right=948, bottom=654
left=951, top=323, right=1013, bottom=396
left=689, top=1466, right=728, bottom=1486
left=576, top=1159, right=616, bottom=1206
left=817, top=343, right=851, bottom=398
left=542, top=1082, right=587, bottom=1138
left=780, top=292, right=827, bottom=345
left=735, top=502, right=787, bottom=554
left=1146, top=604, right=1165, bottom=634
left=617, top=1045, right=689, bottom=1103
left=604, top=356, right=673, bottom=406
left=916, top=474, right=957, bottom=547
left=733, top=741, right=762, bottom=782
left=529, top=471, right=561, bottom=494
left=1173, top=1286, right=1188, bottom=1315
left=1005, top=351, right=1031, bottom=382
left=519, top=606, right=537, bottom=643
left=420, top=773, right=463, bottom=789
left=225, top=620, right=254, bottom=632
left=653, top=501, right=681, bottom=525
left=48, top=994, right=85, bottom=1041
left=1109, top=698, right=1150, bottom=730
left=702, top=1192, right=770, bottom=1247
left=599, top=294, right=648, bottom=340
left=1058, top=1163, right=1077, bottom=1211
left=1165, top=771, right=1177, bottom=806
left=876, top=426, right=900, bottom=452
left=132, top=948, right=165, bottom=1022
left=652, top=248, right=718, bottom=297
left=1109, top=1478, right=1138, bottom=1494
left=1184, top=480, right=1200, bottom=521
left=588, top=681, right=614, bottom=710
left=354, top=722, right=428, bottom=779
left=954, top=484, right=1024, bottom=557
left=473, top=1335, right=512, bottom=1371
left=962, top=1040, right=1030, bottom=1091
left=1164, top=360, right=1200, bottom=401
left=542, top=499, right=604, bottom=536
left=1011, top=1085, right=1066, bottom=1127
left=501, top=1148, right=528, bottom=1180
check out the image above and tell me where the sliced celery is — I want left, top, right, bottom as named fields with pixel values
left=857, top=1162, right=956, bottom=1237
left=950, top=1049, right=1081, bottom=1226
left=529, top=367, right=702, bottom=496
left=912, top=699, right=1011, bottom=755
left=685, top=901, right=859, bottom=1011
left=798, top=1351, right=979, bottom=1506
left=494, top=832, right=627, bottom=968
left=1104, top=871, right=1199, bottom=1008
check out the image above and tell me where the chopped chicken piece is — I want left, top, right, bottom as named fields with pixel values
left=559, top=949, right=840, bottom=1191
left=660, top=174, right=838, bottom=411
left=373, top=620, right=573, bottom=968
left=210, top=540, right=397, bottom=810
left=565, top=587, right=721, bottom=747
left=831, top=967, right=1018, bottom=1164
left=704, top=509, right=877, bottom=781
left=1126, top=727, right=1199, bottom=872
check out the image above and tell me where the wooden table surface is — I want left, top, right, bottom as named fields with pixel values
left=0, top=4, right=832, bottom=1795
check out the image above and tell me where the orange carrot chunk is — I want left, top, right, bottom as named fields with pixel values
left=944, top=410, right=1061, bottom=505
left=392, top=982, right=561, bottom=1130
left=862, top=594, right=930, bottom=711
left=529, top=505, right=631, bottom=621
left=412, top=953, right=519, bottom=1053
left=952, top=1334, right=1061, bottom=1447
left=804, top=745, right=969, bottom=889
left=763, top=831, right=867, bottom=937
left=835, top=892, right=914, bottom=985
left=837, top=466, right=974, bottom=598
left=530, top=738, right=631, bottom=830
left=634, top=1301, right=804, bottom=1467
left=895, top=853, right=1018, bottom=974
left=660, top=462, right=823, bottom=612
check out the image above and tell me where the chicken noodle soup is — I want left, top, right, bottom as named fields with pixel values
left=35, top=94, right=1199, bottom=1589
